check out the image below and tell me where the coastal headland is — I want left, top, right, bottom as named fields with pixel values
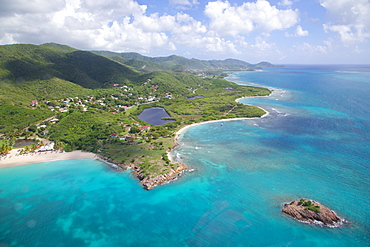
left=0, top=97, right=271, bottom=190
left=0, top=43, right=273, bottom=190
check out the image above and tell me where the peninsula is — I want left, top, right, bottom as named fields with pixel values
left=282, top=198, right=347, bottom=228
left=0, top=43, right=272, bottom=190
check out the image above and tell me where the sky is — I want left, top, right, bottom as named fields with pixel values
left=1, top=0, right=369, bottom=64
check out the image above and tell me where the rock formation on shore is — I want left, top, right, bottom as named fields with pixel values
left=131, top=163, right=187, bottom=190
left=282, top=198, right=346, bottom=228
left=96, top=154, right=188, bottom=190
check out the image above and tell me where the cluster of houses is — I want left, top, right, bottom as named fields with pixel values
left=29, top=79, right=184, bottom=115
left=31, top=91, right=161, bottom=114
left=36, top=117, right=59, bottom=135
left=110, top=122, right=151, bottom=142
left=11, top=142, right=56, bottom=156
left=44, top=97, right=91, bottom=112
left=36, top=142, right=55, bottom=152
left=137, top=95, right=156, bottom=102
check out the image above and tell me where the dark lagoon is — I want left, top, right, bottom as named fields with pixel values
left=137, top=107, right=175, bottom=125
left=187, top=96, right=204, bottom=99
left=14, top=139, right=36, bottom=147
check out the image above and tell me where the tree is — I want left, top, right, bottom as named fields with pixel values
left=28, top=125, right=37, bottom=133
left=31, top=143, right=38, bottom=152
left=0, top=144, right=12, bottom=154
left=151, top=132, right=160, bottom=139
left=54, top=141, right=64, bottom=151
left=129, top=126, right=141, bottom=134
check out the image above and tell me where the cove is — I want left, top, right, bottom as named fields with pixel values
left=136, top=107, right=175, bottom=125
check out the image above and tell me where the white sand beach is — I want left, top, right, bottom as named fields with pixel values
left=175, top=110, right=270, bottom=141
left=168, top=111, right=269, bottom=164
left=0, top=149, right=96, bottom=169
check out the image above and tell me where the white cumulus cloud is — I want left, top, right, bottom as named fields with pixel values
left=169, top=0, right=199, bottom=6
left=278, top=0, right=293, bottom=6
left=204, top=0, right=299, bottom=36
left=0, top=0, right=176, bottom=53
left=320, top=0, right=370, bottom=44
left=286, top=25, right=309, bottom=37
left=294, top=42, right=330, bottom=54
left=0, top=0, right=313, bottom=61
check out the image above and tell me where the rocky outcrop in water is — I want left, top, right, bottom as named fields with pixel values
left=282, top=199, right=347, bottom=228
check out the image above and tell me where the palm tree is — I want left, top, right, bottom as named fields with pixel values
left=31, top=143, right=38, bottom=152
left=54, top=141, right=64, bottom=151
left=9, top=137, right=16, bottom=147
left=0, top=144, right=12, bottom=154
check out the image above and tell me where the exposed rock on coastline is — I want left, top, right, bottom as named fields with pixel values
left=130, top=163, right=187, bottom=190
left=96, top=155, right=126, bottom=171
left=96, top=155, right=189, bottom=190
left=282, top=199, right=347, bottom=228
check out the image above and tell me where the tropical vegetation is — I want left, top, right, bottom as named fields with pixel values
left=0, top=43, right=272, bottom=179
left=299, top=199, right=321, bottom=213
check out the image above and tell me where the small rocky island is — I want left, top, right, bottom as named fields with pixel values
left=282, top=199, right=347, bottom=228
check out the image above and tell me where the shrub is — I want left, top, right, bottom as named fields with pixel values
left=299, top=199, right=321, bottom=213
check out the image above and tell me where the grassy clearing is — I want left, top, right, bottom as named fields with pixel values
left=99, top=137, right=176, bottom=177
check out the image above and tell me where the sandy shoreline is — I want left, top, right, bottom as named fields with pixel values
left=1, top=94, right=270, bottom=171
left=175, top=107, right=269, bottom=142
left=0, top=149, right=96, bottom=169
left=167, top=93, right=271, bottom=165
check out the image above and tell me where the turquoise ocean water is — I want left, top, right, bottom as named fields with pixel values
left=1, top=65, right=369, bottom=246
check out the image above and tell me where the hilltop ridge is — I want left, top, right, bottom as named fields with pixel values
left=93, top=50, right=276, bottom=72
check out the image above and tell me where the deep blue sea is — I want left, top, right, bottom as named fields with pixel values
left=1, top=65, right=369, bottom=246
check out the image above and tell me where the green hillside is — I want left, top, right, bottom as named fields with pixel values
left=0, top=43, right=231, bottom=134
left=0, top=43, right=140, bottom=90
left=0, top=43, right=272, bottom=183
left=93, top=50, right=276, bottom=71
left=0, top=43, right=140, bottom=133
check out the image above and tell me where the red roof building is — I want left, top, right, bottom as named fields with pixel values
left=125, top=135, right=135, bottom=142
left=30, top=100, right=38, bottom=106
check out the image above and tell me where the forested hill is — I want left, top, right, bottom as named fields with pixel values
left=0, top=43, right=141, bottom=133
left=0, top=43, right=140, bottom=90
left=93, top=50, right=276, bottom=72
left=0, top=42, right=272, bottom=135
left=0, top=43, right=217, bottom=106
left=0, top=42, right=272, bottom=181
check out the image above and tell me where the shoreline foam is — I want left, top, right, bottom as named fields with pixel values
left=173, top=103, right=270, bottom=147
left=168, top=104, right=270, bottom=169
